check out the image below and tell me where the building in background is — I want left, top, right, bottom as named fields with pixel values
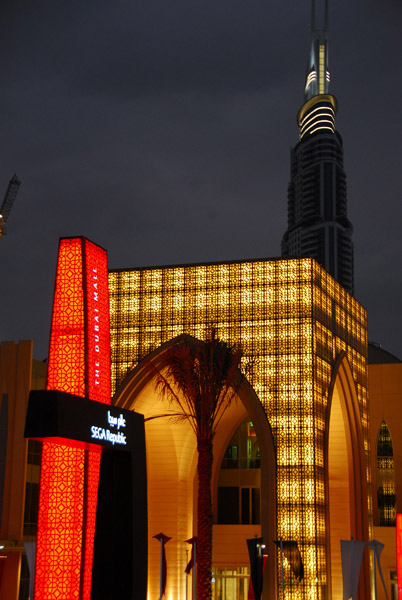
left=0, top=341, right=46, bottom=600
left=281, top=0, right=354, bottom=294
left=368, top=343, right=402, bottom=600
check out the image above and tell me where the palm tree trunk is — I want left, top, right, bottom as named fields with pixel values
left=197, top=437, right=213, bottom=600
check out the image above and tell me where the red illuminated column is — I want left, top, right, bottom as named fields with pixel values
left=397, top=514, right=402, bottom=598
left=34, top=237, right=111, bottom=600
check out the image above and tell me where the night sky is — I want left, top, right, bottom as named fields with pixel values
left=1, top=0, right=401, bottom=361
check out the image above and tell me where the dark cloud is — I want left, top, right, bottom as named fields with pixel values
left=0, top=0, right=401, bottom=360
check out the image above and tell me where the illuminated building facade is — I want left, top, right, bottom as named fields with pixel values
left=109, top=256, right=371, bottom=599
left=5, top=250, right=402, bottom=600
left=281, top=0, right=354, bottom=294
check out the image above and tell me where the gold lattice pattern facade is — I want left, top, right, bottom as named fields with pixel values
left=108, top=257, right=369, bottom=599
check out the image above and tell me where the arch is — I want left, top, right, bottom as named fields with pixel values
left=210, top=375, right=277, bottom=600
left=376, top=420, right=396, bottom=526
left=113, top=335, right=277, bottom=600
left=325, top=352, right=370, bottom=600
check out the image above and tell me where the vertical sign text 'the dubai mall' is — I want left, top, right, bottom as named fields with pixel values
left=35, top=237, right=111, bottom=600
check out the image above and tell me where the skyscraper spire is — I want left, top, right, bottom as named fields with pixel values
left=298, top=0, right=336, bottom=140
left=281, top=0, right=354, bottom=295
left=304, top=0, right=330, bottom=101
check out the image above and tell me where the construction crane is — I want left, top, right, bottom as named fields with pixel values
left=0, top=174, right=21, bottom=237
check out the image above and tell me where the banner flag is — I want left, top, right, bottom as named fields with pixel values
left=153, top=533, right=171, bottom=598
left=185, top=536, right=197, bottom=574
left=247, top=537, right=265, bottom=599
left=24, top=541, right=36, bottom=600
left=340, top=539, right=365, bottom=600
left=367, top=540, right=388, bottom=600
left=274, top=540, right=304, bottom=582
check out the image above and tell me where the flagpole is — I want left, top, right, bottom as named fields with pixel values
left=159, top=537, right=163, bottom=600
left=280, top=537, right=285, bottom=600
left=193, top=538, right=197, bottom=600
left=185, top=549, right=189, bottom=600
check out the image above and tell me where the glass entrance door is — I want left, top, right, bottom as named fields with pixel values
left=212, top=565, right=250, bottom=600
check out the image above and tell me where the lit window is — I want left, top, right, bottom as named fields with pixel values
left=217, top=421, right=261, bottom=524
left=221, top=421, right=260, bottom=470
left=377, top=421, right=396, bottom=526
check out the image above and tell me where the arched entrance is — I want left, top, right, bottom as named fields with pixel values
left=112, top=336, right=277, bottom=600
left=325, top=352, right=371, bottom=600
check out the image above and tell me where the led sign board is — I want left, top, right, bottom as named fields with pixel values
left=35, top=237, right=111, bottom=600
left=25, top=390, right=142, bottom=452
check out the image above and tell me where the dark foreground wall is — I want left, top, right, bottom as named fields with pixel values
left=91, top=443, right=148, bottom=600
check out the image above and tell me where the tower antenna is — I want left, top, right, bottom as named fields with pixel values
left=311, top=0, right=329, bottom=33
left=311, top=0, right=315, bottom=34
left=304, top=0, right=330, bottom=101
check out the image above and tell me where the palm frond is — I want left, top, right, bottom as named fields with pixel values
left=144, top=412, right=193, bottom=424
left=150, top=328, right=244, bottom=440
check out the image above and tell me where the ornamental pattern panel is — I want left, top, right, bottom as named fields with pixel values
left=80, top=450, right=102, bottom=600
left=47, top=238, right=85, bottom=397
left=35, top=237, right=111, bottom=600
left=35, top=442, right=85, bottom=600
left=109, top=257, right=369, bottom=600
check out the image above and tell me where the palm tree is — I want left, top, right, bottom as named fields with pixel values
left=154, top=328, right=244, bottom=600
